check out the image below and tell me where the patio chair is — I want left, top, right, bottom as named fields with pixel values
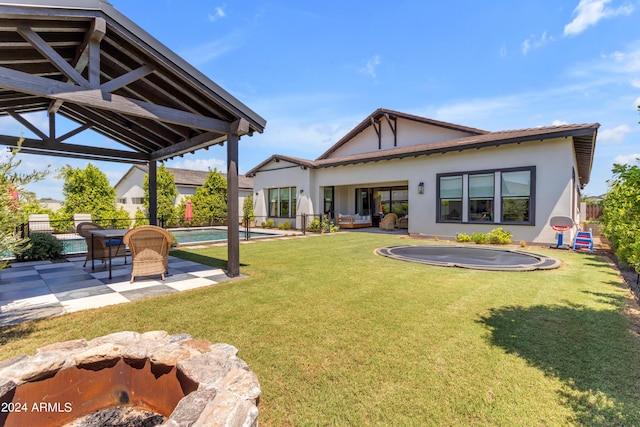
left=123, top=225, right=172, bottom=283
left=77, top=222, right=126, bottom=267
left=379, top=213, right=398, bottom=231
left=28, top=214, right=54, bottom=234
left=73, top=213, right=92, bottom=232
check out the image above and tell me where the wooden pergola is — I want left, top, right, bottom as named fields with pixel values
left=0, top=0, right=266, bottom=277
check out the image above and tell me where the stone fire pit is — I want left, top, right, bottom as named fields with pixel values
left=0, top=331, right=260, bottom=426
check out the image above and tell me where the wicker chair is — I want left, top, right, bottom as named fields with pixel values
left=379, top=213, right=398, bottom=231
left=77, top=222, right=127, bottom=267
left=123, top=225, right=172, bottom=283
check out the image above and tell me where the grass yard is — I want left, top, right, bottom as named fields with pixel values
left=2, top=233, right=640, bottom=425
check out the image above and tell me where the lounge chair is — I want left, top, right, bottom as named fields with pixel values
left=379, top=213, right=398, bottom=231
left=73, top=213, right=92, bottom=232
left=28, top=214, right=54, bottom=234
left=77, top=222, right=126, bottom=267
left=398, top=215, right=408, bottom=229
left=123, top=225, right=172, bottom=283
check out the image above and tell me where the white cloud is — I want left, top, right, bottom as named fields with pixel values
left=499, top=44, right=507, bottom=58
left=359, top=55, right=381, bottom=79
left=613, top=153, right=640, bottom=164
left=521, top=32, right=554, bottom=55
left=599, top=124, right=632, bottom=143
left=564, top=0, right=634, bottom=36
left=631, top=79, right=640, bottom=88
left=208, top=6, right=226, bottom=22
left=170, top=157, right=225, bottom=171
left=552, top=120, right=569, bottom=126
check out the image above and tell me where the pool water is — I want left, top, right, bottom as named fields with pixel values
left=55, top=228, right=278, bottom=255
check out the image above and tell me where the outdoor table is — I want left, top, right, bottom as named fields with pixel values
left=89, top=229, right=127, bottom=279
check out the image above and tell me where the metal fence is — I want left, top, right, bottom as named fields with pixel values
left=18, top=214, right=328, bottom=257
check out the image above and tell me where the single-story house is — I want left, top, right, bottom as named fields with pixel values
left=246, top=108, right=599, bottom=244
left=115, top=165, right=254, bottom=217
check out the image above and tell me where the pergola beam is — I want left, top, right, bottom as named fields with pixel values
left=0, top=134, right=149, bottom=162
left=0, top=65, right=235, bottom=133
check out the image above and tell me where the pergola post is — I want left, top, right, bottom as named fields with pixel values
left=227, top=134, right=240, bottom=277
left=148, top=160, right=157, bottom=226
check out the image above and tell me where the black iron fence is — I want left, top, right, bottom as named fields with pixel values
left=17, top=214, right=327, bottom=257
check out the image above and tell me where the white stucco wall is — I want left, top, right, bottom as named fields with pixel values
left=252, top=137, right=578, bottom=243
left=115, top=167, right=146, bottom=217
left=328, top=118, right=476, bottom=158
left=251, top=159, right=312, bottom=228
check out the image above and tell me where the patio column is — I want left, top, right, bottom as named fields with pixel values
left=148, top=160, right=157, bottom=226
left=227, top=134, right=240, bottom=277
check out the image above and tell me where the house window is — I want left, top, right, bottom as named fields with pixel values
left=116, top=197, right=127, bottom=204
left=439, top=176, right=462, bottom=221
left=437, top=167, right=534, bottom=225
left=501, top=170, right=532, bottom=223
left=268, top=187, right=297, bottom=218
left=469, top=173, right=494, bottom=222
left=131, top=197, right=143, bottom=205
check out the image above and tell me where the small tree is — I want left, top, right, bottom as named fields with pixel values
left=0, top=141, right=49, bottom=269
left=57, top=163, right=119, bottom=222
left=190, top=169, right=227, bottom=224
left=243, top=195, right=255, bottom=224
left=143, top=164, right=178, bottom=225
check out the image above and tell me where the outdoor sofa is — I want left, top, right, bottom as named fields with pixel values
left=337, top=214, right=372, bottom=229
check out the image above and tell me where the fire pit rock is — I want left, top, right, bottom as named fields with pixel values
left=0, top=331, right=260, bottom=426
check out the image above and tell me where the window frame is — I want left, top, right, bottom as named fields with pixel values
left=267, top=186, right=297, bottom=218
left=436, top=166, right=535, bottom=225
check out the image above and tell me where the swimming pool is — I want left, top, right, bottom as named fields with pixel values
left=171, top=228, right=278, bottom=244
left=55, top=227, right=281, bottom=255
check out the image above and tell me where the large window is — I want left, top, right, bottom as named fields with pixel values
left=439, top=176, right=462, bottom=221
left=501, top=170, right=531, bottom=223
left=355, top=186, right=408, bottom=217
left=469, top=173, right=494, bottom=222
left=437, top=167, right=534, bottom=224
left=268, top=187, right=297, bottom=217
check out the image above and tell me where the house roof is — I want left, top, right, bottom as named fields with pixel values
left=116, top=165, right=254, bottom=191
left=245, top=154, right=316, bottom=177
left=246, top=117, right=599, bottom=187
left=0, top=0, right=266, bottom=163
left=317, top=108, right=489, bottom=160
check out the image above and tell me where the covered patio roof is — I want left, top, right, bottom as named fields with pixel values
left=0, top=0, right=266, bottom=276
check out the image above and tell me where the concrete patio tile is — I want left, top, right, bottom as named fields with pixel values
left=61, top=293, right=130, bottom=313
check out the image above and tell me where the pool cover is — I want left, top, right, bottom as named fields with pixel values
left=376, top=245, right=561, bottom=271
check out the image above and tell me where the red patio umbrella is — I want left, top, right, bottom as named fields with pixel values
left=184, top=199, right=193, bottom=222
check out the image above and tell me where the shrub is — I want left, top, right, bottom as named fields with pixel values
left=488, top=228, right=512, bottom=244
left=262, top=219, right=276, bottom=229
left=306, top=218, right=321, bottom=232
left=278, top=221, right=292, bottom=230
left=22, top=233, right=64, bottom=260
left=456, top=233, right=473, bottom=243
left=472, top=232, right=490, bottom=244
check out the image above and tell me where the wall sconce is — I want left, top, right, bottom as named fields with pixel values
left=299, top=189, right=304, bottom=194
left=418, top=182, right=424, bottom=194
left=255, top=192, right=259, bottom=196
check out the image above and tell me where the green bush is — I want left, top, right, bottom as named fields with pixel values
left=262, top=219, right=276, bottom=229
left=456, top=233, right=473, bottom=243
left=22, top=233, right=64, bottom=260
left=306, top=218, right=321, bottom=232
left=488, top=228, right=512, bottom=244
left=278, top=221, right=292, bottom=230
left=472, top=232, right=490, bottom=244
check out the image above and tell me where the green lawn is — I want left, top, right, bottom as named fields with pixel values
left=2, top=233, right=640, bottom=426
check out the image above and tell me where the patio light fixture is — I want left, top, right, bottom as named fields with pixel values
left=418, top=182, right=424, bottom=194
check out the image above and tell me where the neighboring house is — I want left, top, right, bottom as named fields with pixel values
left=246, top=108, right=599, bottom=244
left=114, top=165, right=254, bottom=217
left=38, top=198, right=63, bottom=212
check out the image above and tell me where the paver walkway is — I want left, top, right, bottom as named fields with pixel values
left=0, top=255, right=242, bottom=326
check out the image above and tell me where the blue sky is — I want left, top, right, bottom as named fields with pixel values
left=5, top=0, right=640, bottom=199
